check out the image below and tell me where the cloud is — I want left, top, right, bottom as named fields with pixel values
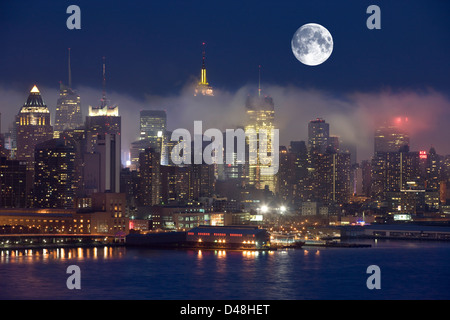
left=1, top=83, right=450, bottom=164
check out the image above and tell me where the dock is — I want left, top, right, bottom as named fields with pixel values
left=303, top=240, right=371, bottom=248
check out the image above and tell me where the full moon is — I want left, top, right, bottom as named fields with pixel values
left=291, top=23, right=333, bottom=66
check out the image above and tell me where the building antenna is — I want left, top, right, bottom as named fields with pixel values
left=68, top=48, right=72, bottom=88
left=102, top=56, right=106, bottom=105
left=258, top=65, right=262, bottom=97
left=202, top=42, right=206, bottom=69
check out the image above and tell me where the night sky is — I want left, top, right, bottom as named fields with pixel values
left=1, top=0, right=450, bottom=161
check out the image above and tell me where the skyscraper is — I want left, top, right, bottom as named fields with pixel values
left=33, top=139, right=76, bottom=208
left=244, top=93, right=276, bottom=193
left=374, top=118, right=410, bottom=153
left=84, top=133, right=121, bottom=194
left=312, top=149, right=351, bottom=205
left=138, top=147, right=161, bottom=206
left=54, top=48, right=83, bottom=138
left=139, top=110, right=166, bottom=142
left=0, top=157, right=27, bottom=208
left=16, top=85, right=53, bottom=166
left=85, top=104, right=121, bottom=153
left=308, top=118, right=329, bottom=154
left=85, top=58, right=121, bottom=153
left=194, top=42, right=214, bottom=97
left=426, top=147, right=440, bottom=191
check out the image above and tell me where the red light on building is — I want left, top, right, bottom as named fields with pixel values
left=419, top=151, right=427, bottom=159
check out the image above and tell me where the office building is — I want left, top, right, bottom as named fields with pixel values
left=139, top=110, right=166, bottom=142
left=244, top=94, right=276, bottom=193
left=308, top=118, right=329, bottom=154
left=16, top=85, right=53, bottom=166
left=33, top=139, right=76, bottom=208
left=0, top=157, right=27, bottom=208
left=54, top=49, right=82, bottom=138
left=374, top=118, right=410, bottom=153
left=138, top=148, right=161, bottom=206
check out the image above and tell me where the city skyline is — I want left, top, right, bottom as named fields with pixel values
left=0, top=1, right=450, bottom=162
left=2, top=1, right=450, bottom=303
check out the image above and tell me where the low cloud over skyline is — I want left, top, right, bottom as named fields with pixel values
left=1, top=82, right=450, bottom=163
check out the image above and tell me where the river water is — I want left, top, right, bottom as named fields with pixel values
left=0, top=239, right=449, bottom=300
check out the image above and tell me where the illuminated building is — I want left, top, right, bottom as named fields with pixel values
left=85, top=133, right=121, bottom=194
left=191, top=163, right=216, bottom=199
left=0, top=208, right=92, bottom=235
left=33, top=139, right=76, bottom=209
left=312, top=149, right=351, bottom=205
left=276, top=146, right=296, bottom=204
left=371, top=148, right=422, bottom=201
left=85, top=58, right=121, bottom=153
left=0, top=207, right=128, bottom=236
left=194, top=42, right=214, bottom=97
left=139, top=110, right=166, bottom=142
left=90, top=192, right=128, bottom=235
left=16, top=85, right=53, bottom=166
left=54, top=49, right=83, bottom=138
left=374, top=118, right=409, bottom=153
left=85, top=104, right=120, bottom=153
left=129, top=139, right=154, bottom=171
left=83, top=59, right=121, bottom=194
left=0, top=157, right=27, bottom=208
left=244, top=89, right=276, bottom=193
left=160, top=165, right=192, bottom=204
left=15, top=85, right=53, bottom=206
left=59, top=128, right=87, bottom=197
left=138, top=148, right=161, bottom=206
left=308, top=118, right=329, bottom=154
left=288, top=141, right=311, bottom=205
left=132, top=110, right=166, bottom=168
left=361, top=160, right=372, bottom=197
left=425, top=147, right=440, bottom=191
left=186, top=225, right=270, bottom=250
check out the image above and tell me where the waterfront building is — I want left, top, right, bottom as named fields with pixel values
left=0, top=206, right=129, bottom=237
left=0, top=208, right=91, bottom=234
left=186, top=225, right=270, bottom=249
left=90, top=192, right=129, bottom=235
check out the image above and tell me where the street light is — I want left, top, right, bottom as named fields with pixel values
left=280, top=206, right=286, bottom=213
left=260, top=205, right=268, bottom=213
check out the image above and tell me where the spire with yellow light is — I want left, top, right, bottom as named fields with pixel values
left=194, top=42, right=214, bottom=97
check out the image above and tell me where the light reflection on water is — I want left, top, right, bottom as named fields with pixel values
left=0, top=246, right=126, bottom=264
left=0, top=240, right=450, bottom=300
